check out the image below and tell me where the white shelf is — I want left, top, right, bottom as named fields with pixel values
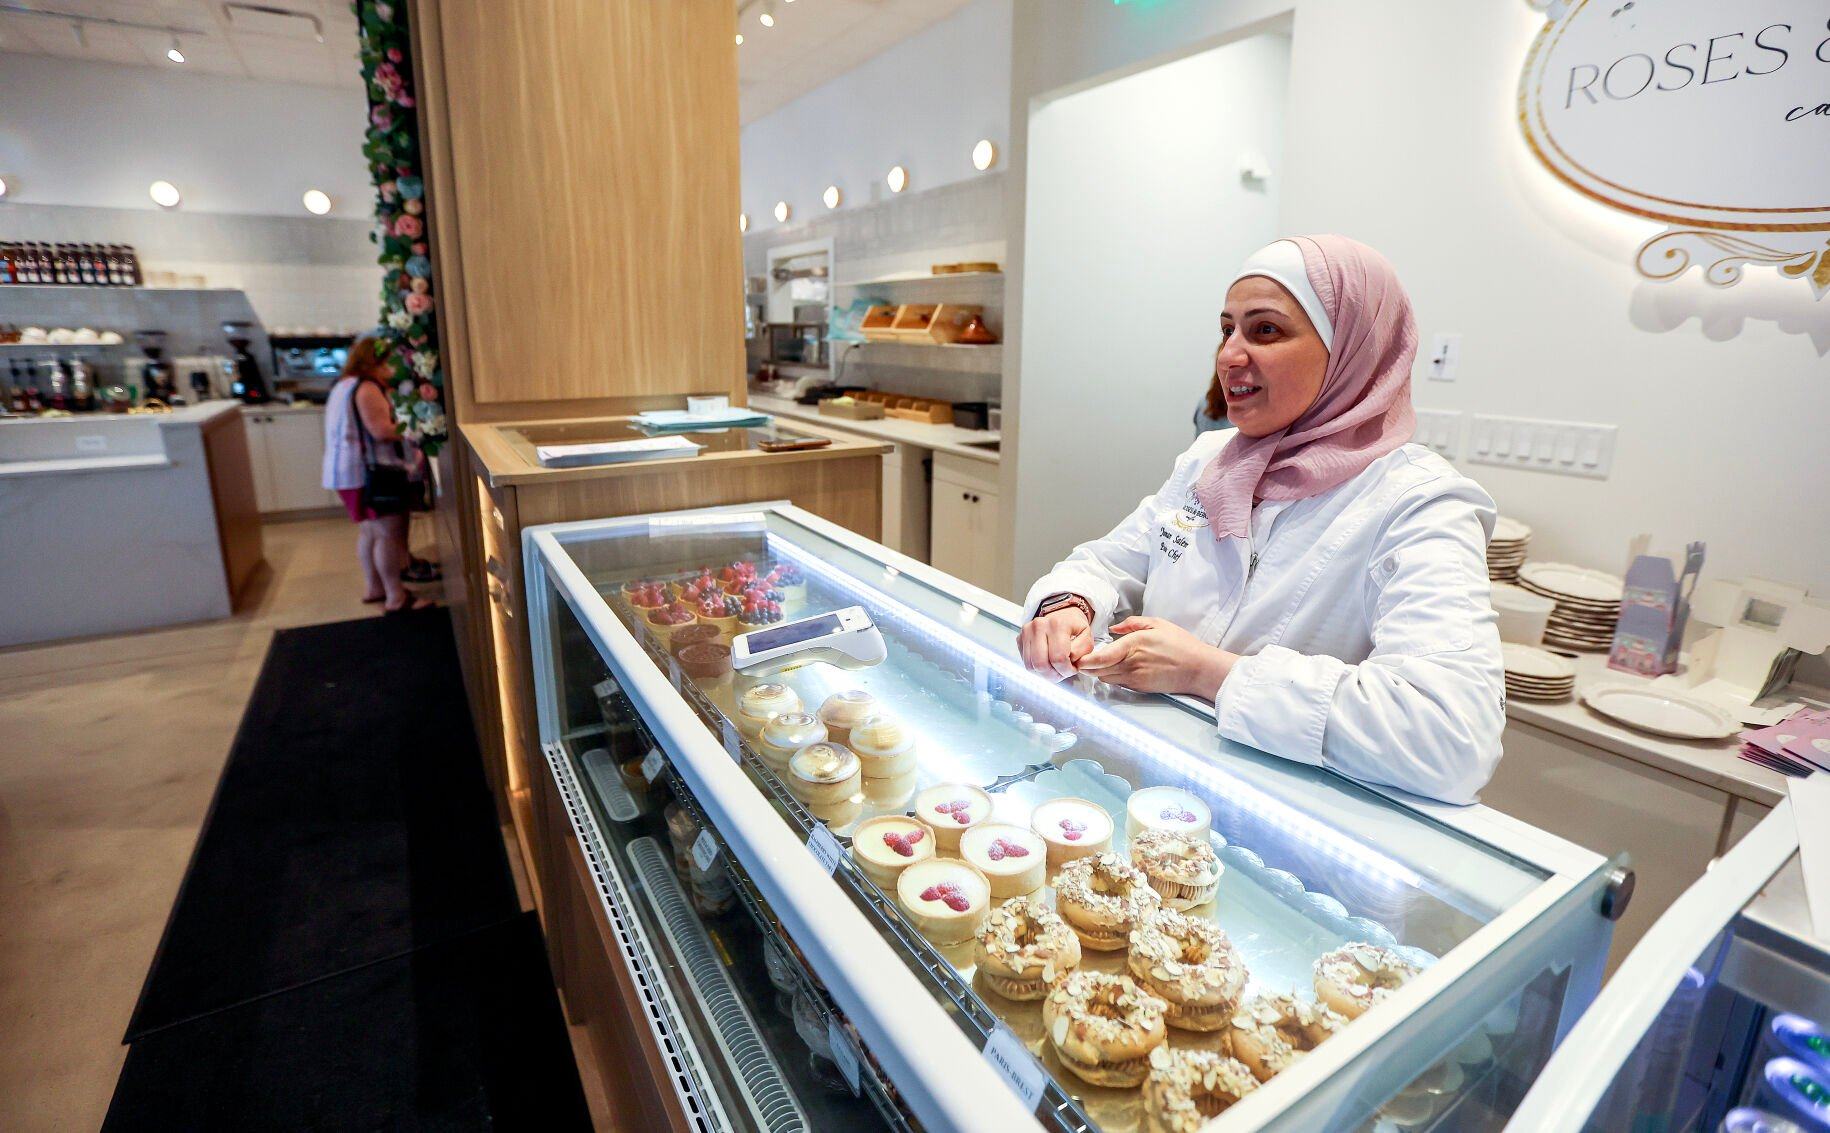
left=835, top=270, right=1003, bottom=288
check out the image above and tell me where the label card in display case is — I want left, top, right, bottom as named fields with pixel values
left=721, top=720, right=742, bottom=763
left=806, top=823, right=843, bottom=876
left=640, top=747, right=665, bottom=783
left=691, top=828, right=720, bottom=873
left=983, top=1024, right=1046, bottom=1112
left=828, top=1018, right=862, bottom=1095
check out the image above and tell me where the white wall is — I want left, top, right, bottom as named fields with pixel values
left=1005, top=0, right=1830, bottom=604
left=739, top=0, right=1011, bottom=234
left=0, top=53, right=371, bottom=219
left=1017, top=33, right=1288, bottom=548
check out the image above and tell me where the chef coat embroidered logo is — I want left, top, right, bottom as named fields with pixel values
left=1172, top=495, right=1209, bottom=531
left=1158, top=495, right=1204, bottom=562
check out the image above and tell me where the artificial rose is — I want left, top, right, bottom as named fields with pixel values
left=418, top=383, right=439, bottom=402
left=396, top=175, right=423, bottom=200
left=403, top=198, right=423, bottom=216
left=387, top=47, right=403, bottom=62
left=397, top=378, right=416, bottom=397
left=410, top=242, right=427, bottom=255
left=405, top=255, right=431, bottom=279
left=370, top=104, right=393, bottom=130
left=405, top=292, right=434, bottom=315
left=380, top=180, right=399, bottom=202
left=393, top=214, right=423, bottom=238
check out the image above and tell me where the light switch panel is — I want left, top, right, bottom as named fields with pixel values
left=1413, top=408, right=1462, bottom=459
left=1466, top=414, right=1616, bottom=480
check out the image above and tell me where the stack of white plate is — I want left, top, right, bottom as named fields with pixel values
left=1487, top=517, right=1531, bottom=582
left=1516, top=562, right=1623, bottom=652
left=1502, top=643, right=1576, bottom=701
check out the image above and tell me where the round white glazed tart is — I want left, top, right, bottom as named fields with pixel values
left=848, top=713, right=917, bottom=779
left=1030, top=796, right=1114, bottom=870
left=896, top=858, right=991, bottom=945
left=787, top=742, right=860, bottom=807
left=914, top=783, right=993, bottom=853
left=1125, top=786, right=1213, bottom=842
left=736, top=682, right=802, bottom=739
left=850, top=814, right=936, bottom=887
left=757, top=711, right=826, bottom=771
left=959, top=822, right=1047, bottom=898
left=817, top=689, right=878, bottom=747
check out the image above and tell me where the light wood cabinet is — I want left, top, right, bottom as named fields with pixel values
left=931, top=452, right=1004, bottom=596
left=243, top=409, right=339, bottom=514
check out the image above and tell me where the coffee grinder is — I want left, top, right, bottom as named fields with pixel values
left=223, top=321, right=272, bottom=404
left=135, top=330, right=178, bottom=404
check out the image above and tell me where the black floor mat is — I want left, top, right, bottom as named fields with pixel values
left=104, top=913, right=591, bottom=1131
left=124, top=610, right=521, bottom=1039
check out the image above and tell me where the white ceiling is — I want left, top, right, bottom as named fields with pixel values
left=736, top=0, right=977, bottom=124
left=0, top=0, right=362, bottom=88
left=0, top=0, right=976, bottom=116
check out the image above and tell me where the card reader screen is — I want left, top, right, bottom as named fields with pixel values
left=745, top=613, right=844, bottom=653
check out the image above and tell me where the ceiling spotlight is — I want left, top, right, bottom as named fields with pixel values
left=302, top=189, right=332, bottom=215
left=972, top=139, right=998, bottom=171
left=0, top=177, right=9, bottom=200
left=735, top=32, right=743, bottom=45
left=760, top=1, right=775, bottom=28
left=886, top=165, right=908, bottom=194
left=822, top=185, right=841, bottom=210
left=166, top=34, right=185, bottom=63
left=773, top=200, right=790, bottom=223
left=739, top=212, right=749, bottom=233
left=149, top=180, right=182, bottom=209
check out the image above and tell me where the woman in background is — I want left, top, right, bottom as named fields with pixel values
left=321, top=334, right=428, bottom=614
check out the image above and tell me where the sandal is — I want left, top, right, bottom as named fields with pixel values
left=400, top=558, right=442, bottom=584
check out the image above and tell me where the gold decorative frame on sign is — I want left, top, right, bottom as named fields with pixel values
left=1517, top=0, right=1830, bottom=297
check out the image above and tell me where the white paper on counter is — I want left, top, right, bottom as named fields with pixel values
left=1789, top=773, right=1830, bottom=942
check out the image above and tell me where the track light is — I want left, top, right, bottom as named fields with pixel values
left=166, top=33, right=185, bottom=63
left=822, top=185, right=841, bottom=209
left=972, top=139, right=998, bottom=171
left=149, top=180, right=182, bottom=209
left=302, top=189, right=332, bottom=215
left=760, top=1, right=775, bottom=28
left=739, top=213, right=749, bottom=233
left=886, top=165, right=908, bottom=194
left=773, top=200, right=790, bottom=223
left=735, top=32, right=743, bottom=45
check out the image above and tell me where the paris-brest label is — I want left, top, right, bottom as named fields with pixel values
left=1518, top=0, right=1830, bottom=297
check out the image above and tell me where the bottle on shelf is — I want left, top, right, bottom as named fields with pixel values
left=105, top=246, right=127, bottom=287
left=76, top=245, right=97, bottom=286
left=16, top=244, right=41, bottom=284
left=0, top=243, right=15, bottom=286
left=44, top=358, right=69, bottom=411
left=90, top=245, right=110, bottom=286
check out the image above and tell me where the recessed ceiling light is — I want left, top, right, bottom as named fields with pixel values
left=972, top=139, right=997, bottom=171
left=759, top=12, right=774, bottom=27
left=822, top=185, right=841, bottom=209
left=886, top=165, right=908, bottom=194
left=166, top=34, right=185, bottom=63
left=0, top=176, right=9, bottom=200
left=739, top=212, right=749, bottom=233
left=735, top=32, right=743, bottom=45
left=302, top=189, right=332, bottom=215
left=759, top=2, right=775, bottom=28
left=773, top=200, right=790, bottom=223
left=149, top=180, right=182, bottom=209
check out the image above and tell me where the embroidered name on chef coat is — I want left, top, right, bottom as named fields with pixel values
left=1157, top=492, right=1208, bottom=563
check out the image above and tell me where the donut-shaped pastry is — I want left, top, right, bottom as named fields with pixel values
left=1126, top=909, right=1247, bottom=1032
left=1130, top=829, right=1223, bottom=910
left=1143, top=1047, right=1259, bottom=1131
left=973, top=896, right=1082, bottom=1001
left=1054, top=852, right=1162, bottom=951
left=1224, top=993, right=1346, bottom=1082
left=1314, top=943, right=1420, bottom=1019
left=1042, top=970, right=1167, bottom=1088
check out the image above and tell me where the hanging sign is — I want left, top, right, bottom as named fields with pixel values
left=1518, top=0, right=1830, bottom=297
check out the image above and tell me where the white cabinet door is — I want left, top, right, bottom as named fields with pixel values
left=930, top=478, right=976, bottom=584
left=265, top=410, right=333, bottom=512
left=931, top=453, right=1003, bottom=595
left=242, top=412, right=280, bottom=513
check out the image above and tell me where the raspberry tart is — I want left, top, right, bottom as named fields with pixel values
left=695, top=593, right=744, bottom=642
left=644, top=601, right=698, bottom=646
left=1126, top=786, right=1213, bottom=842
left=849, top=814, right=935, bottom=887
left=1029, top=796, right=1114, bottom=871
left=959, top=823, right=1047, bottom=898
left=896, top=859, right=991, bottom=945
left=913, top=783, right=993, bottom=853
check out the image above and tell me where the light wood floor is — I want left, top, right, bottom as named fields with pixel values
left=0, top=516, right=621, bottom=1130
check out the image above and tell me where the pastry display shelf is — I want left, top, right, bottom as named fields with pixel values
left=836, top=270, right=1004, bottom=288
left=526, top=503, right=1623, bottom=1131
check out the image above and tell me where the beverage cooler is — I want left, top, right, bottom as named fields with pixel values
left=1508, top=802, right=1828, bottom=1133
left=522, top=502, right=1626, bottom=1132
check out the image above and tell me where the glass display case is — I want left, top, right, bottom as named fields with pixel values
left=524, top=502, right=1624, bottom=1132
left=1508, top=802, right=1827, bottom=1133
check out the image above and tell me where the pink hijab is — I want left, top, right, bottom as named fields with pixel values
left=1193, top=234, right=1418, bottom=542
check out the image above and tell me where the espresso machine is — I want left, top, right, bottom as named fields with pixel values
left=135, top=330, right=179, bottom=405
left=223, top=321, right=272, bottom=404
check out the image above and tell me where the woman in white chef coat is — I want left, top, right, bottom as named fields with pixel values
left=1018, top=234, right=1505, bottom=804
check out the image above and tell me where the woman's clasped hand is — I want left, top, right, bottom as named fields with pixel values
left=1021, top=612, right=1238, bottom=701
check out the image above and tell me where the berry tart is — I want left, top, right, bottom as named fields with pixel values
left=913, top=783, right=993, bottom=853
left=735, top=593, right=785, bottom=635
left=1130, top=828, right=1223, bottom=910
left=628, top=583, right=669, bottom=614
left=959, top=822, right=1047, bottom=899
left=717, top=560, right=758, bottom=595
left=1127, top=908, right=1248, bottom=1031
left=849, top=814, right=935, bottom=887
left=1029, top=796, right=1114, bottom=871
left=895, top=858, right=991, bottom=945
left=973, top=896, right=1081, bottom=1001
left=764, top=564, right=807, bottom=610
left=1042, top=970, right=1168, bottom=1088
left=671, top=570, right=716, bottom=602
left=1126, top=786, right=1214, bottom=842
left=644, top=601, right=698, bottom=646
left=696, top=593, right=744, bottom=642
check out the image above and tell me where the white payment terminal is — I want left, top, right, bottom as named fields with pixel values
left=731, top=605, right=887, bottom=675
